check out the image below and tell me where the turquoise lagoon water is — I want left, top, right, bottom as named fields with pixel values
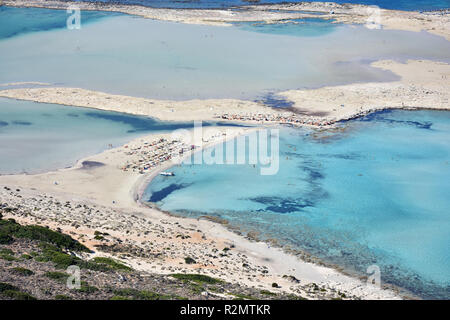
left=0, top=6, right=120, bottom=40
left=233, top=18, right=339, bottom=38
left=82, top=1, right=450, bottom=11
left=145, top=110, right=450, bottom=299
left=1, top=7, right=450, bottom=100
left=0, top=98, right=205, bottom=174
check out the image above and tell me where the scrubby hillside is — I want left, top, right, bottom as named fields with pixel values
left=0, top=213, right=301, bottom=300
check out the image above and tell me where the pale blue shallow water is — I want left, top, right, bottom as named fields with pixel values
left=145, top=110, right=450, bottom=299
left=0, top=6, right=120, bottom=40
left=1, top=7, right=450, bottom=100
left=74, top=0, right=450, bottom=11
left=232, top=18, right=339, bottom=38
left=0, top=98, right=211, bottom=174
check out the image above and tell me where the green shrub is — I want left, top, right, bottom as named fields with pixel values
left=11, top=267, right=34, bottom=276
left=260, top=290, right=276, bottom=296
left=184, top=257, right=196, bottom=264
left=138, top=290, right=171, bottom=300
left=90, top=257, right=132, bottom=272
left=286, top=293, right=308, bottom=300
left=37, top=243, right=109, bottom=271
left=0, top=282, right=36, bottom=300
left=0, top=248, right=16, bottom=261
left=188, top=283, right=203, bottom=294
left=0, top=219, right=90, bottom=252
left=36, top=244, right=82, bottom=269
left=113, top=288, right=172, bottom=300
left=170, top=273, right=222, bottom=284
left=0, top=282, right=18, bottom=292
left=113, top=288, right=139, bottom=297
left=55, top=294, right=72, bottom=300
left=76, top=281, right=99, bottom=294
left=0, top=233, right=13, bottom=244
left=2, top=290, right=36, bottom=300
left=110, top=295, right=130, bottom=300
left=0, top=248, right=14, bottom=255
left=45, top=271, right=69, bottom=282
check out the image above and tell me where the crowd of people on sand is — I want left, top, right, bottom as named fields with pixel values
left=121, top=138, right=195, bottom=174
left=217, top=113, right=337, bottom=127
left=118, top=108, right=393, bottom=174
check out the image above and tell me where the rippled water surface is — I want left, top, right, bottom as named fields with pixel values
left=146, top=110, right=450, bottom=299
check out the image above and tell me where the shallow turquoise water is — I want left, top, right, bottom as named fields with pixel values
left=0, top=7, right=119, bottom=40
left=81, top=0, right=450, bottom=11
left=145, top=110, right=450, bottom=299
left=0, top=98, right=201, bottom=174
left=233, top=18, right=339, bottom=38
left=1, top=7, right=450, bottom=100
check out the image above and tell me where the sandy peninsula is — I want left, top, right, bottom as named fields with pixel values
left=1, top=59, right=449, bottom=126
left=280, top=59, right=450, bottom=121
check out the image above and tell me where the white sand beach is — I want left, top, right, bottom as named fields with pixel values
left=0, top=126, right=403, bottom=299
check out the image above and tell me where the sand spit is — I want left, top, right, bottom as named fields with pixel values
left=280, top=59, right=450, bottom=121
left=0, top=87, right=280, bottom=123
left=3, top=0, right=450, bottom=40
left=0, top=81, right=52, bottom=87
left=0, top=126, right=402, bottom=299
left=1, top=59, right=449, bottom=126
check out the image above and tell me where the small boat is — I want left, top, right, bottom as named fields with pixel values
left=159, top=171, right=175, bottom=176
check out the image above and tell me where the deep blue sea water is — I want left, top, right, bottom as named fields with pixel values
left=145, top=110, right=450, bottom=299
left=78, top=0, right=450, bottom=11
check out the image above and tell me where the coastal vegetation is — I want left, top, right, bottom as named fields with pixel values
left=90, top=257, right=132, bottom=272
left=0, top=282, right=36, bottom=300
left=0, top=214, right=301, bottom=300
left=171, top=273, right=223, bottom=285
left=0, top=217, right=89, bottom=252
